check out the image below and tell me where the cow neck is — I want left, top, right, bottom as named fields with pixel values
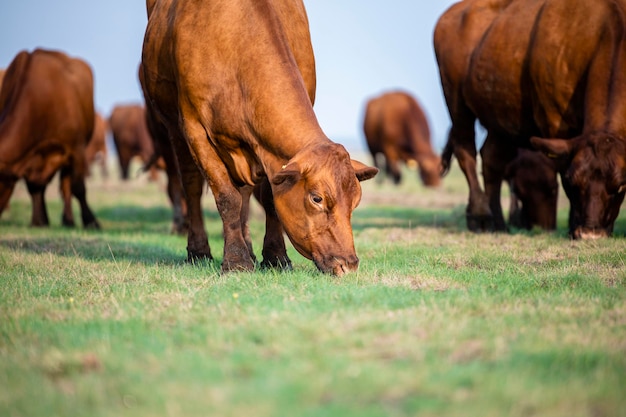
left=259, top=130, right=333, bottom=181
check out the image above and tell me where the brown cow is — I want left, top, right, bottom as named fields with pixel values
left=363, top=91, right=440, bottom=187
left=140, top=0, right=378, bottom=275
left=435, top=0, right=626, bottom=239
left=85, top=112, right=109, bottom=178
left=504, top=149, right=558, bottom=230
left=0, top=49, right=99, bottom=228
left=108, top=103, right=160, bottom=180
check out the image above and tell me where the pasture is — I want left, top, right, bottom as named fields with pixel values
left=1, top=158, right=625, bottom=417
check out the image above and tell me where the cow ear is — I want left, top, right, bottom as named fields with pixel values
left=272, top=162, right=301, bottom=188
left=351, top=159, right=379, bottom=182
left=530, top=136, right=579, bottom=159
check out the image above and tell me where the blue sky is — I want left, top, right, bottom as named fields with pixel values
left=0, top=1, right=457, bottom=152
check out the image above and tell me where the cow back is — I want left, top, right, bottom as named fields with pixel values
left=0, top=49, right=94, bottom=181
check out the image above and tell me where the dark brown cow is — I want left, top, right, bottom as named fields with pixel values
left=363, top=91, right=440, bottom=187
left=0, top=49, right=99, bottom=228
left=108, top=103, right=160, bottom=180
left=504, top=149, right=558, bottom=230
left=435, top=0, right=626, bottom=239
left=85, top=112, right=109, bottom=178
left=140, top=0, right=378, bottom=275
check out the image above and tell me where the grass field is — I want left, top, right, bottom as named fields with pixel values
left=1, top=158, right=625, bottom=417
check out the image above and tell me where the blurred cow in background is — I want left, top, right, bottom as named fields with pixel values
left=363, top=91, right=440, bottom=187
left=0, top=49, right=100, bottom=228
left=85, top=112, right=109, bottom=178
left=108, top=103, right=162, bottom=181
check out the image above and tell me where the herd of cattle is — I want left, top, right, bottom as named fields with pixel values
left=0, top=0, right=624, bottom=276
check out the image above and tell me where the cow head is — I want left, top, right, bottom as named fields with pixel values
left=417, top=153, right=442, bottom=187
left=271, top=143, right=378, bottom=276
left=504, top=149, right=559, bottom=230
left=531, top=133, right=626, bottom=239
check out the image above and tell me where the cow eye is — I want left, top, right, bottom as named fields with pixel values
left=310, top=193, right=323, bottom=205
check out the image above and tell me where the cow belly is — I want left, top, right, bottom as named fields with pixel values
left=18, top=144, right=69, bottom=184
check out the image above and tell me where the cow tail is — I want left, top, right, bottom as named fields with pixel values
left=141, top=151, right=161, bottom=175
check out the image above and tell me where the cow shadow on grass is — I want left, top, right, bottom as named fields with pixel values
left=351, top=204, right=626, bottom=238
left=0, top=205, right=223, bottom=269
left=351, top=205, right=467, bottom=232
left=95, top=204, right=222, bottom=234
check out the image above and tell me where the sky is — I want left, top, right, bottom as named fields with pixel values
left=0, top=1, right=457, bottom=152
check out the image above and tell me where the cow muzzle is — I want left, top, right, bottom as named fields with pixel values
left=314, top=254, right=360, bottom=277
left=572, top=226, right=610, bottom=240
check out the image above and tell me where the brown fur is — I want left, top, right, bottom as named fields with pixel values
left=140, top=0, right=377, bottom=275
left=435, top=0, right=626, bottom=239
left=0, top=49, right=99, bottom=228
left=363, top=91, right=440, bottom=187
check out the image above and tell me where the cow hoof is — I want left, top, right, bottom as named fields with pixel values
left=186, top=251, right=213, bottom=264
left=466, top=214, right=495, bottom=232
left=171, top=221, right=189, bottom=236
left=260, top=256, right=293, bottom=271
left=84, top=220, right=101, bottom=230
left=221, top=258, right=255, bottom=273
left=62, top=217, right=76, bottom=227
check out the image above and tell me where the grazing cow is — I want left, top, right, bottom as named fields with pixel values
left=0, top=49, right=100, bottom=228
left=108, top=103, right=161, bottom=180
left=140, top=0, right=378, bottom=275
left=363, top=91, right=440, bottom=187
left=434, top=0, right=626, bottom=239
left=504, top=149, right=558, bottom=230
left=85, top=112, right=109, bottom=178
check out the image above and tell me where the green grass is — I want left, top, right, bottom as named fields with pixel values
left=0, top=161, right=625, bottom=417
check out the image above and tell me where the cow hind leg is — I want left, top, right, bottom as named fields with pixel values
left=480, top=135, right=514, bottom=232
left=159, top=134, right=188, bottom=235
left=167, top=129, right=212, bottom=263
left=445, top=118, right=493, bottom=232
left=72, top=177, right=100, bottom=229
left=26, top=181, right=50, bottom=227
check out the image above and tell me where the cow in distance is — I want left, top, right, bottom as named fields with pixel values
left=0, top=49, right=100, bottom=228
left=363, top=90, right=440, bottom=187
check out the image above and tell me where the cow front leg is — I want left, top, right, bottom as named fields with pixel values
left=211, top=181, right=256, bottom=272
left=253, top=178, right=291, bottom=270
left=179, top=110, right=254, bottom=272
